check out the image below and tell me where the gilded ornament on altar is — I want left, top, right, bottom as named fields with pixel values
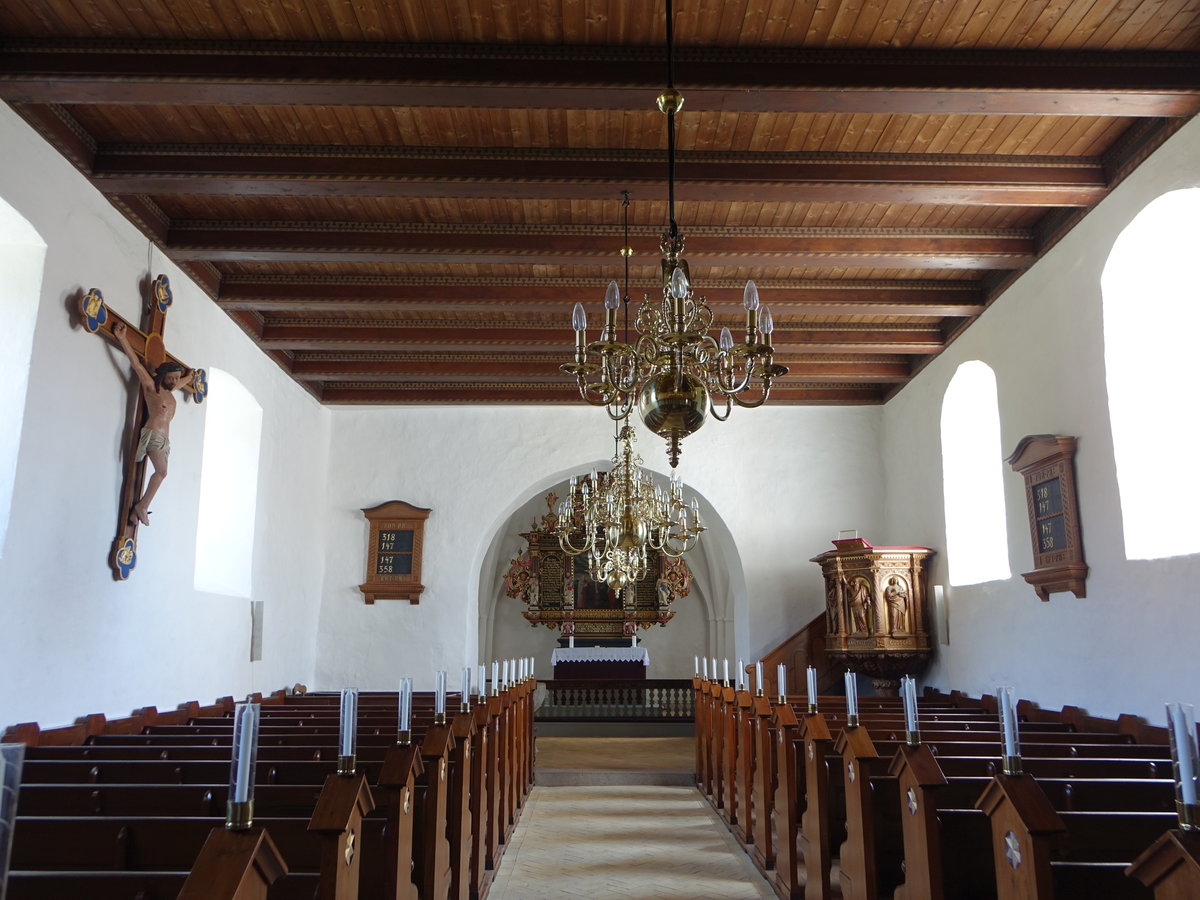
left=505, top=489, right=693, bottom=638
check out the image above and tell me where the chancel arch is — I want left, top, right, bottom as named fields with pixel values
left=0, top=194, right=47, bottom=557
left=1102, top=187, right=1200, bottom=561
left=475, top=461, right=748, bottom=679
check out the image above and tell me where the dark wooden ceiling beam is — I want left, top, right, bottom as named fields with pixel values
left=169, top=224, right=1034, bottom=270
left=257, top=322, right=943, bottom=354
left=318, top=384, right=887, bottom=404
left=290, top=356, right=912, bottom=382
left=91, top=146, right=1108, bottom=206
left=2, top=42, right=1197, bottom=116
left=219, top=278, right=985, bottom=317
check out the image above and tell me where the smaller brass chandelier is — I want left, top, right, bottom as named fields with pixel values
left=561, top=0, right=787, bottom=468
left=554, top=419, right=704, bottom=596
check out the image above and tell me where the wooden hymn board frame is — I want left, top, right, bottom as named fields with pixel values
left=359, top=501, right=431, bottom=604
left=1007, top=434, right=1087, bottom=602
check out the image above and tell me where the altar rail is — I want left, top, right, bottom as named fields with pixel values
left=538, top=679, right=695, bottom=721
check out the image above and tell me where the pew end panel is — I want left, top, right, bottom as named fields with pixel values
left=975, top=773, right=1066, bottom=900
left=1127, top=828, right=1200, bottom=900
left=177, top=824, right=288, bottom=900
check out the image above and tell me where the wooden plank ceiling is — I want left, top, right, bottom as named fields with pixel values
left=1, top=0, right=1197, bottom=405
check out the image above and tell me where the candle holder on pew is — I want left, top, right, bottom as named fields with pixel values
left=337, top=688, right=358, bottom=775
left=226, top=701, right=260, bottom=830
left=806, top=665, right=819, bottom=715
left=777, top=663, right=788, bottom=706
left=477, top=664, right=488, bottom=707
left=1167, top=701, right=1199, bottom=831
left=844, top=670, right=860, bottom=727
left=461, top=666, right=472, bottom=714
left=998, top=685, right=1023, bottom=776
left=755, top=661, right=765, bottom=699
left=434, top=670, right=447, bottom=726
left=397, top=676, right=413, bottom=746
left=902, top=675, right=921, bottom=746
left=491, top=660, right=500, bottom=698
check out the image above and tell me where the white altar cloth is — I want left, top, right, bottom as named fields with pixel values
left=550, top=647, right=650, bottom=666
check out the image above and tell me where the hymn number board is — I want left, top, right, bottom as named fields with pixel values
left=1008, top=435, right=1087, bottom=602
left=360, top=501, right=431, bottom=604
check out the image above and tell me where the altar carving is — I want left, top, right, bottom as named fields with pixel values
left=812, top=536, right=934, bottom=695
left=504, top=491, right=693, bottom=639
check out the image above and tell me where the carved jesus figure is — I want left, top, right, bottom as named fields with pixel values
left=114, top=321, right=195, bottom=526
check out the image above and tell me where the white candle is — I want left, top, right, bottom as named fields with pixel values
left=723, top=658, right=730, bottom=683
left=777, top=663, right=787, bottom=701
left=631, top=633, right=637, bottom=647
left=502, top=658, right=510, bottom=687
left=694, top=655, right=700, bottom=675
left=702, top=657, right=709, bottom=679
left=736, top=658, right=744, bottom=690
left=461, top=666, right=472, bottom=708
left=998, top=686, right=1020, bottom=759
left=510, top=659, right=517, bottom=685
left=569, top=635, right=575, bottom=648
left=231, top=702, right=259, bottom=803
left=399, top=677, right=412, bottom=735
left=903, top=676, right=919, bottom=737
left=491, top=660, right=499, bottom=695
left=435, top=670, right=447, bottom=717
left=712, top=658, right=718, bottom=683
left=477, top=665, right=487, bottom=703
left=1168, top=702, right=1198, bottom=806
left=339, top=688, right=358, bottom=758
left=845, top=671, right=859, bottom=720
left=530, top=657, right=536, bottom=680
left=755, top=662, right=764, bottom=694
left=806, top=666, right=818, bottom=709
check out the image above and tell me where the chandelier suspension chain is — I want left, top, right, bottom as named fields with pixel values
left=665, top=0, right=679, bottom=241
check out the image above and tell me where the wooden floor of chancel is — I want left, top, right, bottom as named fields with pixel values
left=489, top=738, right=774, bottom=900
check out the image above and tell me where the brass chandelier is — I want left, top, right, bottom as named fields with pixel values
left=553, top=417, right=705, bottom=596
left=561, top=0, right=787, bottom=468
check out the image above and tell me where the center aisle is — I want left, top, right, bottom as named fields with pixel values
left=488, top=783, right=776, bottom=900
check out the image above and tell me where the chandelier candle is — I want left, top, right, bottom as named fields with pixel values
left=434, top=671, right=447, bottom=725
left=806, top=666, right=819, bottom=714
left=777, top=663, right=787, bottom=704
left=227, top=701, right=260, bottom=830
left=398, top=677, right=413, bottom=744
left=845, top=671, right=859, bottom=726
left=902, top=676, right=920, bottom=745
left=755, top=662, right=764, bottom=698
left=338, top=688, right=358, bottom=775
left=1166, top=702, right=1198, bottom=829
left=998, top=686, right=1022, bottom=774
left=461, top=667, right=471, bottom=713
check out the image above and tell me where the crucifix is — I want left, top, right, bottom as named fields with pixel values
left=80, top=274, right=208, bottom=580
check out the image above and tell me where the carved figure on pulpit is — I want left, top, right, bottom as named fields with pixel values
left=114, top=321, right=196, bottom=526
left=884, top=575, right=911, bottom=635
left=826, top=579, right=840, bottom=633
left=849, top=576, right=873, bottom=634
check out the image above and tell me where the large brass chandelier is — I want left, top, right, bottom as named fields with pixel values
left=561, top=0, right=787, bottom=468
left=554, top=418, right=705, bottom=596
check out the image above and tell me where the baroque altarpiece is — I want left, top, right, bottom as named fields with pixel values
left=503, top=492, right=693, bottom=640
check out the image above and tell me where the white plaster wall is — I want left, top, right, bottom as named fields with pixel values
left=881, top=116, right=1200, bottom=724
left=0, top=105, right=331, bottom=729
left=315, top=404, right=884, bottom=690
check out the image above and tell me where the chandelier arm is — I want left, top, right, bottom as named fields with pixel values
left=709, top=392, right=734, bottom=422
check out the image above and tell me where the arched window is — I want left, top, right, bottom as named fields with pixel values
left=1102, top=188, right=1200, bottom=560
left=941, top=360, right=1011, bottom=585
left=0, top=197, right=47, bottom=557
left=194, top=369, right=263, bottom=596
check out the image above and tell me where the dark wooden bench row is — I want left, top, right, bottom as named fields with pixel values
left=7, top=680, right=537, bottom=900
left=692, top=680, right=1200, bottom=900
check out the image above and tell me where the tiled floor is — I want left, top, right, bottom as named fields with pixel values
left=489, top=784, right=776, bottom=900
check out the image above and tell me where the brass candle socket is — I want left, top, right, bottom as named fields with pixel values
left=225, top=800, right=254, bottom=831
left=434, top=712, right=446, bottom=726
left=905, top=730, right=921, bottom=746
left=1179, top=801, right=1198, bottom=831
left=847, top=714, right=860, bottom=727
left=1003, top=755, right=1024, bottom=776
left=397, top=730, right=412, bottom=746
left=337, top=755, right=356, bottom=776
